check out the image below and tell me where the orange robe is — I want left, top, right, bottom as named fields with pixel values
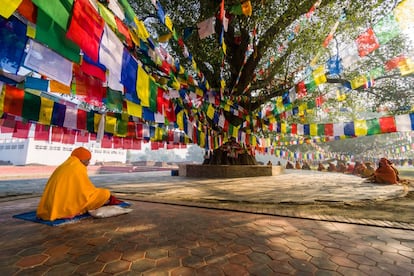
left=37, top=156, right=110, bottom=221
left=373, top=164, right=398, bottom=184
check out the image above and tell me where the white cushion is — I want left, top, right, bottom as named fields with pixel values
left=88, top=205, right=132, bottom=218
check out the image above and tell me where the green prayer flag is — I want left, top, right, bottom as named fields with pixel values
left=105, top=88, right=124, bottom=111
left=317, top=124, right=325, bottom=136
left=32, top=0, right=73, bottom=30
left=305, top=80, right=317, bottom=92
left=35, top=8, right=80, bottom=63
left=366, top=118, right=381, bottom=135
left=22, top=92, right=40, bottom=122
left=87, top=111, right=96, bottom=133
left=229, top=3, right=243, bottom=15
left=373, top=14, right=400, bottom=45
left=149, top=79, right=158, bottom=112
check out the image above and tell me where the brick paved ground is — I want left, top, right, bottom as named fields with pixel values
left=1, top=197, right=414, bottom=275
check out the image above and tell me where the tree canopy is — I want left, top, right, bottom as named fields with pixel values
left=130, top=0, right=413, bottom=132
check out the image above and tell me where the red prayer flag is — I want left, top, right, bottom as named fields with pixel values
left=76, top=130, right=89, bottom=143
left=356, top=28, right=379, bottom=57
left=51, top=126, right=63, bottom=142
left=18, top=0, right=37, bottom=24
left=296, top=81, right=307, bottom=98
left=324, top=123, right=334, bottom=137
left=291, top=124, right=297, bottom=135
left=151, top=141, right=159, bottom=150
left=77, top=109, right=87, bottom=130
left=61, top=128, right=76, bottom=144
left=3, top=85, right=24, bottom=116
left=123, top=137, right=133, bottom=149
left=115, top=17, right=133, bottom=48
left=379, top=116, right=397, bottom=133
left=34, top=124, right=50, bottom=141
left=80, top=60, right=106, bottom=81
left=385, top=55, right=405, bottom=71
left=66, top=0, right=104, bottom=62
left=12, top=121, right=31, bottom=139
left=101, top=134, right=113, bottom=148
left=113, top=136, right=123, bottom=148
left=0, top=115, right=16, bottom=133
left=132, top=138, right=141, bottom=150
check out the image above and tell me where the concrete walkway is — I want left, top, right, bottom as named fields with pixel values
left=1, top=169, right=414, bottom=275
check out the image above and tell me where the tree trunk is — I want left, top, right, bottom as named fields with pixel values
left=203, top=140, right=257, bottom=165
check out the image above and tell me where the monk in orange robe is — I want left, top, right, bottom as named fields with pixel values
left=369, top=158, right=398, bottom=184
left=37, top=147, right=121, bottom=221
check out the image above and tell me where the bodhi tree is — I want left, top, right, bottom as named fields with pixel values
left=129, top=0, right=413, bottom=164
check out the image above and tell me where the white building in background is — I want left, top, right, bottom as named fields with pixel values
left=0, top=136, right=127, bottom=166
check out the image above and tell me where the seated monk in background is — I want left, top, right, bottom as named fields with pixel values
left=336, top=162, right=347, bottom=173
left=368, top=158, right=398, bottom=184
left=360, top=162, right=375, bottom=178
left=302, top=161, right=311, bottom=170
left=317, top=162, right=326, bottom=171
left=295, top=161, right=302, bottom=169
left=37, top=147, right=122, bottom=221
left=285, top=161, right=294, bottom=169
left=327, top=162, right=337, bottom=172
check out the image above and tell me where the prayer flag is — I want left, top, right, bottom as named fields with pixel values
left=354, top=120, right=367, bottom=136
left=38, top=97, right=54, bottom=125
left=379, top=116, right=396, bottom=133
left=51, top=102, right=66, bottom=127
left=312, top=66, right=327, bottom=85
left=394, top=0, right=414, bottom=31
left=333, top=122, right=344, bottom=137
left=3, top=85, right=24, bottom=116
left=32, top=0, right=72, bottom=30
left=17, top=0, right=37, bottom=24
left=197, top=17, right=215, bottom=39
left=373, top=14, right=400, bottom=45
left=356, top=28, right=379, bottom=57
left=0, top=0, right=23, bottom=18
left=324, top=123, right=333, bottom=136
left=366, top=118, right=381, bottom=135
left=121, top=50, right=139, bottom=102
left=66, top=0, right=104, bottom=62
left=339, top=42, right=359, bottom=69
left=99, top=24, right=124, bottom=91
left=343, top=122, right=355, bottom=136
left=22, top=92, right=40, bottom=122
left=12, top=121, right=31, bottom=139
left=395, top=113, right=414, bottom=131
left=63, top=106, right=78, bottom=130
left=34, top=124, right=50, bottom=141
left=0, top=16, right=28, bottom=74
left=62, top=128, right=76, bottom=144
left=24, top=40, right=73, bottom=86
left=77, top=109, right=87, bottom=130
left=35, top=8, right=80, bottom=63
left=350, top=75, right=367, bottom=90
left=126, top=100, right=142, bottom=118
left=51, top=126, right=63, bottom=142
left=398, top=58, right=414, bottom=76
left=137, top=66, right=150, bottom=107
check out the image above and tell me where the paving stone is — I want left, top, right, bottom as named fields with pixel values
left=15, top=254, right=49, bottom=268
left=103, top=259, right=131, bottom=274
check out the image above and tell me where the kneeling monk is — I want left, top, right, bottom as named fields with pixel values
left=37, top=147, right=121, bottom=221
left=369, top=158, right=398, bottom=184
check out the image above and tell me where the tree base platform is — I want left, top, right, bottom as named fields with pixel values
left=178, top=164, right=284, bottom=178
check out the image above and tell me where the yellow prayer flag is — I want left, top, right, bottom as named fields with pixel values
left=336, top=89, right=346, bottom=101
left=206, top=104, right=215, bottom=119
left=232, top=125, right=239, bottom=138
left=137, top=66, right=150, bottom=107
left=133, top=17, right=150, bottom=40
left=394, top=0, right=414, bottom=30
left=195, top=87, right=203, bottom=97
left=354, top=119, right=368, bottom=136
left=26, top=24, right=36, bottom=38
left=199, top=131, right=205, bottom=148
left=0, top=84, right=5, bottom=113
left=312, top=65, right=327, bottom=85
left=158, top=33, right=172, bottom=43
left=251, top=135, right=257, bottom=146
left=97, top=2, right=117, bottom=31
left=126, top=100, right=142, bottom=118
left=38, top=97, right=54, bottom=125
left=0, top=0, right=23, bottom=18
left=164, top=15, right=173, bottom=31
left=281, top=123, right=287, bottom=134
left=222, top=41, right=227, bottom=54
left=176, top=111, right=184, bottom=130
left=310, top=123, right=318, bottom=136
left=105, top=115, right=117, bottom=134
left=224, top=104, right=231, bottom=112
left=350, top=75, right=367, bottom=90
left=94, top=113, right=102, bottom=132
left=399, top=58, right=414, bottom=76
